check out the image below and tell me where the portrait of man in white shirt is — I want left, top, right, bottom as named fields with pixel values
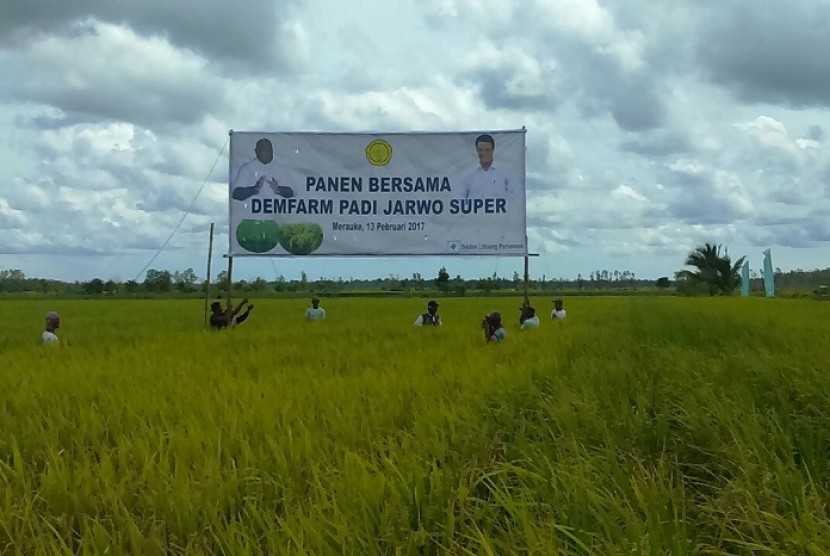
left=231, top=138, right=296, bottom=202
left=458, top=134, right=513, bottom=201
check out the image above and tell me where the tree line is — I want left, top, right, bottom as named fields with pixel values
left=1, top=248, right=827, bottom=297
left=0, top=266, right=656, bottom=296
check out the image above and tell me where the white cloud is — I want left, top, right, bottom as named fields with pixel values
left=2, top=20, right=227, bottom=128
left=668, top=160, right=705, bottom=176
left=41, top=121, right=136, bottom=155
left=464, top=43, right=560, bottom=102
left=737, top=116, right=823, bottom=164
left=0, top=197, right=28, bottom=227
left=534, top=0, right=646, bottom=72
left=1, top=0, right=830, bottom=281
left=313, top=77, right=514, bottom=131
left=611, top=184, right=648, bottom=203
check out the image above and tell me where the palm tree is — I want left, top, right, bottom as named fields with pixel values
left=678, top=243, right=746, bottom=296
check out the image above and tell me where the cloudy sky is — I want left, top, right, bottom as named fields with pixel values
left=1, top=0, right=829, bottom=283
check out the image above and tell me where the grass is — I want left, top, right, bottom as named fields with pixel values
left=0, top=296, right=828, bottom=554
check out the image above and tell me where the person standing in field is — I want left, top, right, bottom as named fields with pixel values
left=414, top=300, right=441, bottom=326
left=482, top=311, right=506, bottom=342
left=305, top=297, right=326, bottom=321
left=42, top=311, right=60, bottom=345
left=551, top=299, right=567, bottom=320
left=519, top=301, right=540, bottom=329
left=210, top=297, right=254, bottom=330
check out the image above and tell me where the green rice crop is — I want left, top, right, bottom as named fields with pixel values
left=1, top=297, right=828, bottom=554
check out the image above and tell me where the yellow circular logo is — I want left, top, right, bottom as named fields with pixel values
left=366, top=139, right=392, bottom=166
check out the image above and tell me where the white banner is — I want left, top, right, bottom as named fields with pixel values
left=228, top=130, right=527, bottom=256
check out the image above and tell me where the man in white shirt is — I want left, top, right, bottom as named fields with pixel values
left=231, top=138, right=296, bottom=202
left=414, top=300, right=441, bottom=326
left=551, top=299, right=567, bottom=320
left=519, top=301, right=540, bottom=330
left=458, top=134, right=513, bottom=201
left=42, top=311, right=60, bottom=344
left=305, top=297, right=326, bottom=321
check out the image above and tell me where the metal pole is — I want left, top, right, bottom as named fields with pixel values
left=203, top=222, right=215, bottom=325
left=523, top=234, right=530, bottom=304
left=225, top=256, right=234, bottom=310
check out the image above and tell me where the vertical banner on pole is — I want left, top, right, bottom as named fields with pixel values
left=523, top=235, right=529, bottom=304
left=741, top=260, right=750, bottom=297
left=762, top=248, right=775, bottom=298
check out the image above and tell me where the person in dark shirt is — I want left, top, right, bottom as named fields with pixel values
left=482, top=311, right=506, bottom=342
left=414, top=300, right=441, bottom=326
left=210, top=297, right=254, bottom=330
left=519, top=300, right=540, bottom=329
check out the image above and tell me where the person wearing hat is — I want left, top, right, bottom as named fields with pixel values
left=519, top=300, right=540, bottom=330
left=482, top=311, right=506, bottom=342
left=210, top=297, right=254, bottom=330
left=414, top=300, right=441, bottom=326
left=42, top=311, right=60, bottom=344
left=551, top=298, right=567, bottom=320
left=305, top=297, right=326, bottom=321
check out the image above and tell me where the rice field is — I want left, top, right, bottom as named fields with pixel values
left=1, top=296, right=829, bottom=554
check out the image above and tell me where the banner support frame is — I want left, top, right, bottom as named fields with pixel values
left=203, top=222, right=215, bottom=324
left=225, top=256, right=234, bottom=310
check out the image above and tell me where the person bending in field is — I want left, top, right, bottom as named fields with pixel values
left=519, top=301, right=540, bottom=330
left=414, top=300, right=441, bottom=326
left=482, top=311, right=506, bottom=343
left=305, top=297, right=326, bottom=321
left=210, top=297, right=254, bottom=330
